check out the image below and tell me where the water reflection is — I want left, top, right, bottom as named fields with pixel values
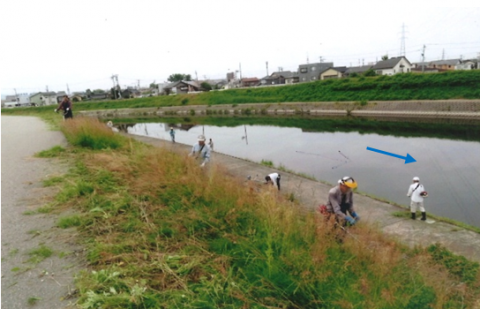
left=114, top=120, right=480, bottom=228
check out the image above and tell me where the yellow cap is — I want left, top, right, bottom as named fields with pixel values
left=340, top=176, right=357, bottom=189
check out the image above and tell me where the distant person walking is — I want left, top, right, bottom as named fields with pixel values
left=169, top=127, right=175, bottom=143
left=325, top=176, right=360, bottom=226
left=208, top=138, right=214, bottom=151
left=265, top=172, right=281, bottom=190
left=189, top=135, right=211, bottom=167
left=54, top=95, right=73, bottom=120
left=407, top=176, right=428, bottom=220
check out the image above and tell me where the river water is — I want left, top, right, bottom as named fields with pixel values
left=121, top=121, right=480, bottom=228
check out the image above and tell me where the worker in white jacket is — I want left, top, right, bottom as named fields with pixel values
left=407, top=176, right=428, bottom=221
left=189, top=135, right=211, bottom=167
left=265, top=172, right=281, bottom=190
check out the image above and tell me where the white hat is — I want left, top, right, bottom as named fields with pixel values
left=413, top=176, right=420, bottom=181
left=197, top=135, right=206, bottom=141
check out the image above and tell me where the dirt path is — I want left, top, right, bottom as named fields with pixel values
left=1, top=116, right=83, bottom=309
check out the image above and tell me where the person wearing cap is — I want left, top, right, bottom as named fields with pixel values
left=54, top=95, right=73, bottom=120
left=325, top=176, right=360, bottom=226
left=265, top=172, right=281, bottom=190
left=189, top=134, right=211, bottom=167
left=407, top=176, right=427, bottom=221
left=169, top=127, right=176, bottom=143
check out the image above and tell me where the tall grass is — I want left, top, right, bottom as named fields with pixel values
left=60, top=117, right=125, bottom=150
left=48, top=120, right=480, bottom=308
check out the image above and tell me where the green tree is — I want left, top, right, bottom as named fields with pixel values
left=201, top=82, right=212, bottom=91
left=149, top=81, right=157, bottom=89
left=363, top=69, right=377, bottom=77
left=93, top=89, right=105, bottom=94
left=167, top=74, right=192, bottom=82
left=381, top=55, right=389, bottom=61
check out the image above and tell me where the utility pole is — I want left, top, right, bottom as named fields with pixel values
left=442, top=49, right=445, bottom=60
left=66, top=84, right=70, bottom=95
left=137, top=80, right=140, bottom=89
left=421, top=45, right=426, bottom=72
left=46, top=85, right=49, bottom=92
left=266, top=61, right=269, bottom=76
left=319, top=56, right=323, bottom=63
left=239, top=63, right=242, bottom=79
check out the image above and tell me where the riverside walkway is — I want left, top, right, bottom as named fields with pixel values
left=128, top=133, right=480, bottom=263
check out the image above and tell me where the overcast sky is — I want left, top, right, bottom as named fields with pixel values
left=1, top=1, right=479, bottom=96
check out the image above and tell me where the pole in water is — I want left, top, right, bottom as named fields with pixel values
left=338, top=150, right=351, bottom=160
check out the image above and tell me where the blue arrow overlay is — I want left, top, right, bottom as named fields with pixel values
left=366, top=147, right=417, bottom=164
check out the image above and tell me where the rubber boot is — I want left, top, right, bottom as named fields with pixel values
left=411, top=212, right=416, bottom=220
left=421, top=212, right=426, bottom=221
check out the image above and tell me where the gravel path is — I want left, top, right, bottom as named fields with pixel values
left=2, top=116, right=83, bottom=309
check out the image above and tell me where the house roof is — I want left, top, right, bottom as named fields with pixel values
left=241, top=78, right=259, bottom=82
left=320, top=66, right=348, bottom=74
left=270, top=71, right=296, bottom=78
left=29, top=92, right=57, bottom=98
left=372, top=57, right=409, bottom=70
left=429, top=59, right=461, bottom=66
left=163, top=80, right=201, bottom=89
left=345, top=65, right=372, bottom=74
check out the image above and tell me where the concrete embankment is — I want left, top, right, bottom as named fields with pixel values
left=126, top=133, right=480, bottom=263
left=80, top=100, right=480, bottom=122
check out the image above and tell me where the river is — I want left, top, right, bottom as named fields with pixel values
left=118, top=120, right=480, bottom=228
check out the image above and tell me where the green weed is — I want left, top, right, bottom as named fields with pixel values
left=57, top=215, right=83, bottom=228
left=35, top=145, right=66, bottom=158
left=28, top=245, right=53, bottom=264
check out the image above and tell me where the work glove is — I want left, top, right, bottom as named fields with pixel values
left=54, top=109, right=58, bottom=113
left=200, top=162, right=205, bottom=168
left=345, top=216, right=356, bottom=226
left=66, top=108, right=70, bottom=111
left=351, top=212, right=360, bottom=222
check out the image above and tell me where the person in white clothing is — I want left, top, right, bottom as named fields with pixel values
left=407, top=176, right=428, bottom=220
left=265, top=172, right=281, bottom=190
left=189, top=135, right=211, bottom=167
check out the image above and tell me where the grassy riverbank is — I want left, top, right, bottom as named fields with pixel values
left=2, top=71, right=480, bottom=114
left=37, top=118, right=480, bottom=308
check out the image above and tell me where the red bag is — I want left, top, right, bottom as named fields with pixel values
left=318, top=204, right=329, bottom=216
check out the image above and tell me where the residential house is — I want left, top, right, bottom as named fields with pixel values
left=240, top=77, right=260, bottom=87
left=122, top=88, right=142, bottom=99
left=319, top=66, right=347, bottom=80
left=455, top=59, right=478, bottom=70
left=30, top=92, right=58, bottom=106
left=163, top=80, right=202, bottom=95
left=297, top=62, right=333, bottom=82
left=344, top=65, right=373, bottom=77
left=428, top=59, right=460, bottom=71
left=371, top=57, right=412, bottom=75
left=259, top=71, right=298, bottom=86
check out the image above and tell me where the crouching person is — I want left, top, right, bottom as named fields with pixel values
left=265, top=172, right=281, bottom=190
left=326, top=176, right=360, bottom=226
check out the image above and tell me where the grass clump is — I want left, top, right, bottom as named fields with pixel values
left=35, top=145, right=66, bottom=158
left=28, top=245, right=53, bottom=264
left=43, top=118, right=480, bottom=308
left=60, top=117, right=126, bottom=150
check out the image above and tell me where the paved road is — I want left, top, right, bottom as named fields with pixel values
left=129, top=133, right=480, bottom=264
left=1, top=116, right=81, bottom=309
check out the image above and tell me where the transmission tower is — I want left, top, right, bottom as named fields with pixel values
left=399, top=23, right=406, bottom=57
